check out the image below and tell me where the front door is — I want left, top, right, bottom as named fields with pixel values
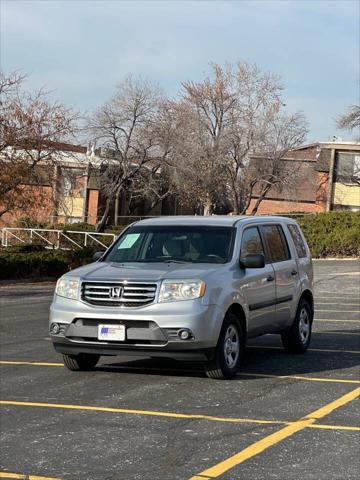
left=239, top=226, right=277, bottom=337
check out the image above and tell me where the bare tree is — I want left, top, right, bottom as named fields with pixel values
left=220, top=63, right=284, bottom=214
left=181, top=64, right=236, bottom=214
left=248, top=111, right=308, bottom=214
left=126, top=162, right=176, bottom=216
left=177, top=62, right=307, bottom=215
left=337, top=105, right=360, bottom=132
left=88, top=76, right=163, bottom=231
left=129, top=100, right=184, bottom=214
left=0, top=71, right=78, bottom=221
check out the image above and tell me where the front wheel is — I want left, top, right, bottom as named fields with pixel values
left=62, top=353, right=100, bottom=371
left=205, top=313, right=245, bottom=379
left=281, top=298, right=312, bottom=353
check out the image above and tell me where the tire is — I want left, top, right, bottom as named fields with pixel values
left=62, top=353, right=100, bottom=371
left=205, top=313, right=245, bottom=379
left=281, top=298, right=312, bottom=353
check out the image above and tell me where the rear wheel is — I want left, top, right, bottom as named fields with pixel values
left=205, top=313, right=245, bottom=379
left=62, top=353, right=100, bottom=371
left=281, top=298, right=312, bottom=353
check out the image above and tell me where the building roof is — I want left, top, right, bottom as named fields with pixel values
left=43, top=141, right=87, bottom=153
left=292, top=141, right=360, bottom=151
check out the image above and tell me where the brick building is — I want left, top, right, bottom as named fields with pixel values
left=0, top=143, right=184, bottom=227
left=247, top=141, right=360, bottom=214
left=0, top=143, right=100, bottom=227
left=1, top=140, right=359, bottom=228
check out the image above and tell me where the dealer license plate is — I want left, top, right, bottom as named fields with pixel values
left=98, top=324, right=125, bottom=341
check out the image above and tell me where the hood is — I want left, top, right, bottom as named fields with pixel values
left=65, top=261, right=224, bottom=282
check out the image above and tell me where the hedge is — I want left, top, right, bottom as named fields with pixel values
left=298, top=211, right=360, bottom=258
left=0, top=247, right=96, bottom=280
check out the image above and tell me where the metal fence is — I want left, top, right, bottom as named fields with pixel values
left=0, top=228, right=116, bottom=250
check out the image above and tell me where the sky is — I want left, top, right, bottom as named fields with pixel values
left=1, top=0, right=359, bottom=143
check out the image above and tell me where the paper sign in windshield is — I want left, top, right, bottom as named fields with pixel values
left=117, top=233, right=140, bottom=249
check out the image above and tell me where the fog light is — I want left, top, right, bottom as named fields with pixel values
left=50, top=323, right=60, bottom=334
left=178, top=329, right=192, bottom=340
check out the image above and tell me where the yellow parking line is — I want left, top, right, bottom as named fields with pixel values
left=0, top=475, right=23, bottom=480
left=308, top=424, right=360, bottom=432
left=316, top=303, right=360, bottom=307
left=316, top=309, right=360, bottom=314
left=315, top=319, right=360, bottom=323
left=239, top=373, right=360, bottom=384
left=0, top=361, right=63, bottom=367
left=0, top=400, right=286, bottom=426
left=314, top=331, right=359, bottom=336
left=315, top=272, right=360, bottom=276
left=0, top=400, right=358, bottom=433
left=189, top=387, right=360, bottom=479
left=315, top=291, right=360, bottom=295
left=248, top=345, right=360, bottom=354
left=190, top=477, right=210, bottom=480
left=0, top=473, right=61, bottom=480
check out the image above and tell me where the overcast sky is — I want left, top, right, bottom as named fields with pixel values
left=1, top=0, right=359, bottom=143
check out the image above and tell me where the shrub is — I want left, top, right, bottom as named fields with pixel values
left=15, top=244, right=46, bottom=253
left=0, top=251, right=67, bottom=280
left=60, top=222, right=96, bottom=232
left=64, top=247, right=97, bottom=270
left=298, top=211, right=360, bottom=258
left=12, top=216, right=50, bottom=229
left=0, top=247, right=96, bottom=280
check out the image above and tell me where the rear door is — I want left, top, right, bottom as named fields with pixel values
left=240, top=226, right=277, bottom=337
left=260, top=224, right=299, bottom=330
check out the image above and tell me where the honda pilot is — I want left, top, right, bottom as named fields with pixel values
left=49, top=216, right=314, bottom=379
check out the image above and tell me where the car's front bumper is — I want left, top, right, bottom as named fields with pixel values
left=49, top=296, right=223, bottom=361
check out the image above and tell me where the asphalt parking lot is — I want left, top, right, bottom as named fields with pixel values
left=0, top=259, right=359, bottom=480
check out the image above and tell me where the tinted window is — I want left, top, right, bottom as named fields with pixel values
left=105, top=226, right=234, bottom=264
left=288, top=224, right=307, bottom=258
left=240, top=227, right=265, bottom=259
left=262, top=225, right=290, bottom=263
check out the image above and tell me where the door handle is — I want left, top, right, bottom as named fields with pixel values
left=266, top=275, right=275, bottom=282
left=291, top=270, right=298, bottom=276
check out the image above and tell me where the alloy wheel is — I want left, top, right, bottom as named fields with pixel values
left=223, top=325, right=240, bottom=368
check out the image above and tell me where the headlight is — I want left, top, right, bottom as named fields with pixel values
left=159, top=279, right=206, bottom=303
left=55, top=277, right=79, bottom=300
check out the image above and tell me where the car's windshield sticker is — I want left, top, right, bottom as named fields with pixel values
left=117, top=233, right=141, bottom=249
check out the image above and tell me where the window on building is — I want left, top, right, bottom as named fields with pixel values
left=60, top=168, right=86, bottom=197
left=335, top=153, right=360, bottom=184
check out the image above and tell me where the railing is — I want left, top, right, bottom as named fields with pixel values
left=0, top=228, right=116, bottom=250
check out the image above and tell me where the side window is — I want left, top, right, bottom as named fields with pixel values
left=288, top=224, right=307, bottom=258
left=240, top=227, right=265, bottom=259
left=262, top=225, right=290, bottom=263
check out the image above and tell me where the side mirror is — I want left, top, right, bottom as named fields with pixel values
left=93, top=251, right=104, bottom=261
left=240, top=253, right=265, bottom=269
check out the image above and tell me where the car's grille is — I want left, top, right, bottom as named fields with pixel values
left=81, top=282, right=157, bottom=307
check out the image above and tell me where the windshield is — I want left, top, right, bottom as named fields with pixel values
left=105, top=225, right=235, bottom=264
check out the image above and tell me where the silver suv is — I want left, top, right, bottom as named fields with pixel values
left=50, top=216, right=314, bottom=379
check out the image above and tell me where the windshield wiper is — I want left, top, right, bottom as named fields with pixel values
left=164, top=259, right=192, bottom=264
left=111, top=259, right=194, bottom=264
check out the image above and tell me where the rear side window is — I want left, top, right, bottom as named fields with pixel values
left=240, top=227, right=265, bottom=259
left=288, top=224, right=307, bottom=258
left=262, top=225, right=290, bottom=263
